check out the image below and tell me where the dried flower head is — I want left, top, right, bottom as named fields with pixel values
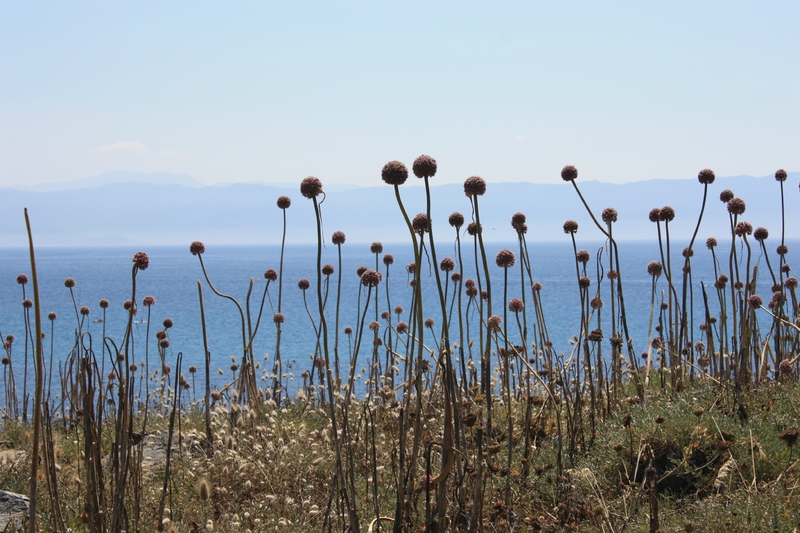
left=97, top=298, right=109, bottom=310
left=782, top=263, right=791, bottom=273
left=754, top=227, right=769, bottom=241
left=719, top=189, right=734, bottom=203
left=511, top=212, right=526, bottom=229
left=508, top=298, right=524, bottom=313
left=576, top=250, right=590, bottom=264
left=602, top=207, right=618, bottom=224
left=697, top=168, right=715, bottom=184
left=487, top=315, right=502, bottom=331
left=659, top=206, right=675, bottom=222
left=406, top=263, right=415, bottom=274
left=332, top=231, right=346, bottom=245
left=706, top=237, right=717, bottom=249
left=579, top=276, right=591, bottom=288
left=78, top=304, right=89, bottom=315
left=775, top=169, right=788, bottom=182
left=264, top=268, right=278, bottom=281
left=467, top=222, right=481, bottom=236
left=361, top=269, right=382, bottom=287
left=23, top=298, right=33, bottom=309
left=273, top=313, right=285, bottom=324
left=590, top=296, right=602, bottom=309
left=190, top=241, right=205, bottom=255
left=607, top=270, right=618, bottom=280
left=747, top=294, right=763, bottom=309
left=412, top=213, right=429, bottom=234
left=357, top=265, right=368, bottom=277
left=369, top=321, right=381, bottom=331
left=779, top=358, right=793, bottom=375
left=735, top=221, right=753, bottom=237
left=785, top=277, right=798, bottom=290
left=381, top=160, right=409, bottom=185
left=298, top=278, right=310, bottom=290
left=532, top=282, right=542, bottom=291
left=132, top=251, right=150, bottom=270
left=383, top=254, right=394, bottom=266
left=777, top=244, right=789, bottom=255
left=449, top=212, right=465, bottom=228
left=300, top=176, right=323, bottom=198
left=563, top=220, right=578, bottom=234
left=648, top=208, right=661, bottom=223
left=16, top=274, right=28, bottom=285
left=394, top=305, right=404, bottom=315
left=412, top=154, right=437, bottom=178
left=424, top=318, right=435, bottom=328
left=142, top=295, right=156, bottom=307
left=123, top=300, right=134, bottom=311
left=163, top=318, right=173, bottom=328
left=561, top=165, right=578, bottom=182
left=381, top=310, right=390, bottom=320
left=159, top=338, right=170, bottom=349
left=727, top=198, right=746, bottom=215
left=647, top=261, right=663, bottom=277
left=682, top=247, right=694, bottom=258
left=440, top=258, right=455, bottom=272
left=277, top=196, right=291, bottom=209
left=48, top=312, right=57, bottom=321
left=396, top=322, right=408, bottom=334
left=322, top=264, right=335, bottom=276
left=64, top=277, right=76, bottom=288
left=463, top=176, right=486, bottom=197
left=495, top=249, right=516, bottom=268
left=371, top=242, right=383, bottom=254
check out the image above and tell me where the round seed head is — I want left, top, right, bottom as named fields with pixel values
left=511, top=212, right=526, bottom=229
left=682, top=247, right=693, bottom=258
left=383, top=254, right=394, bottom=266
left=777, top=244, right=789, bottom=255
left=277, top=196, right=291, bottom=209
left=727, top=197, right=746, bottom=215
left=647, top=261, right=663, bottom=276
left=579, top=276, right=591, bottom=288
left=300, top=176, right=323, bottom=198
left=142, top=295, right=156, bottom=307
left=648, top=208, right=661, bottom=223
left=590, top=296, right=603, bottom=309
left=659, top=206, right=675, bottom=222
left=508, top=298, right=524, bottom=313
left=440, top=257, right=455, bottom=272
left=412, top=213, right=429, bottom=234
left=576, top=250, right=590, bottom=264
left=563, top=220, right=578, bottom=234
left=123, top=300, right=133, bottom=310
left=16, top=274, right=28, bottom=285
left=344, top=326, right=353, bottom=335
left=782, top=263, right=792, bottom=273
left=412, top=155, right=437, bottom=178
left=466, top=222, right=481, bottom=236
left=735, top=221, right=753, bottom=237
left=602, top=207, right=618, bottom=224
left=159, top=338, right=170, bottom=349
left=394, top=305, right=403, bottom=315
left=273, top=313, right=285, bottom=324
left=381, top=310, right=390, bottom=320
left=449, top=212, right=465, bottom=228
left=322, top=264, right=334, bottom=276
left=332, top=231, right=346, bottom=245
left=188, top=365, right=197, bottom=374
left=785, top=277, right=798, bottom=290
left=406, top=263, right=415, bottom=274
left=748, top=294, right=763, bottom=309
left=361, top=269, right=382, bottom=287
left=23, top=298, right=34, bottom=309
left=370, top=241, right=383, bottom=254
left=381, top=160, right=409, bottom=185
left=561, top=165, right=578, bottom=182
left=754, top=227, right=769, bottom=241
left=163, top=318, right=173, bottom=328
left=190, top=241, right=205, bottom=255
left=369, top=321, right=380, bottom=331
left=99, top=298, right=109, bottom=309
left=298, top=278, right=310, bottom=290
left=779, top=358, right=793, bottom=375
left=487, top=315, right=502, bottom=331
left=719, top=189, right=734, bottom=203
left=64, top=277, right=76, bottom=288
left=706, top=237, right=717, bottom=249
left=424, top=318, right=435, bottom=328
left=357, top=265, right=368, bottom=277
left=775, top=169, right=788, bottom=182
left=463, top=176, right=486, bottom=197
left=48, top=312, right=57, bottom=321
left=132, top=251, right=150, bottom=270
left=531, top=282, right=542, bottom=291
left=495, top=249, right=516, bottom=268
left=264, top=268, right=278, bottom=281
left=396, top=322, right=408, bottom=334
left=697, top=168, right=715, bottom=184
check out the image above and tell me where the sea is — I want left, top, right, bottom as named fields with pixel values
left=0, top=238, right=790, bottom=407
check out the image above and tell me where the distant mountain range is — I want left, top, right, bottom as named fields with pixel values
left=1, top=171, right=796, bottom=247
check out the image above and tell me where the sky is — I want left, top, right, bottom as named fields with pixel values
left=1, top=1, right=798, bottom=188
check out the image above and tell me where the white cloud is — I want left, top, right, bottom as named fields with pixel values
left=97, top=141, right=147, bottom=153
left=513, top=135, right=527, bottom=144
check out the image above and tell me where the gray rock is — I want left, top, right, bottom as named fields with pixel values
left=0, top=490, right=29, bottom=530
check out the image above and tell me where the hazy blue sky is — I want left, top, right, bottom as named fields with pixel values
left=1, top=1, right=797, bottom=188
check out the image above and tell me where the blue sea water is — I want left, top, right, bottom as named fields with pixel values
left=0, top=238, right=790, bottom=408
